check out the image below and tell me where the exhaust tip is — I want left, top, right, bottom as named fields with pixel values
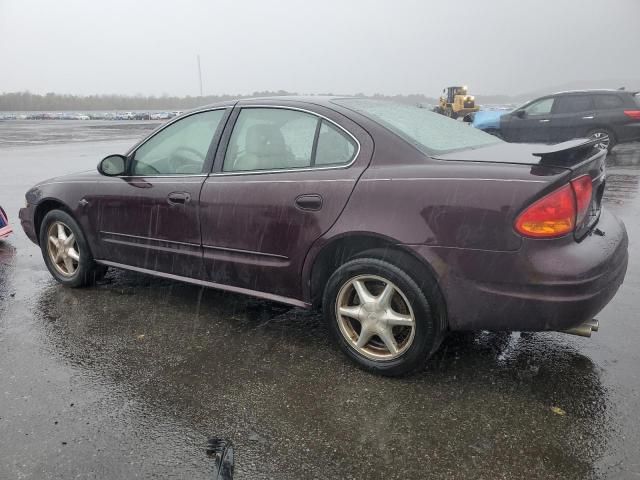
left=561, top=319, right=600, bottom=338
left=585, top=319, right=600, bottom=332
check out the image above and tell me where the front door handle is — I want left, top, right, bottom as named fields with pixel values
left=167, top=192, right=191, bottom=205
left=539, top=119, right=550, bottom=123
left=295, top=194, right=323, bottom=211
left=582, top=115, right=595, bottom=119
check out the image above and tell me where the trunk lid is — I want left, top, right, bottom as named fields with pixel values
left=433, top=138, right=602, bottom=169
left=435, top=138, right=607, bottom=240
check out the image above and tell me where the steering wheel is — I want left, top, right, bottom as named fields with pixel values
left=133, top=161, right=161, bottom=175
left=169, top=147, right=205, bottom=174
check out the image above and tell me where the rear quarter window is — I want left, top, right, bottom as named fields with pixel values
left=334, top=99, right=500, bottom=155
left=594, top=94, right=624, bottom=110
left=635, top=94, right=640, bottom=108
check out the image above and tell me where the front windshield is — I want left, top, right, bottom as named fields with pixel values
left=334, top=98, right=502, bottom=155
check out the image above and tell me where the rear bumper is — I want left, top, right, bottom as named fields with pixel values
left=19, top=205, right=38, bottom=244
left=406, top=208, right=628, bottom=331
left=0, top=207, right=12, bottom=239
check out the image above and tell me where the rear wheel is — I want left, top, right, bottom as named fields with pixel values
left=39, top=210, right=106, bottom=287
left=323, top=257, right=444, bottom=376
left=588, top=128, right=615, bottom=152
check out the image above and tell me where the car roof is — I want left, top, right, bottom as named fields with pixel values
left=551, top=89, right=631, bottom=96
left=199, top=95, right=355, bottom=110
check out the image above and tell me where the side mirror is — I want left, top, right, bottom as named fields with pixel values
left=515, top=110, right=526, bottom=119
left=98, top=154, right=127, bottom=176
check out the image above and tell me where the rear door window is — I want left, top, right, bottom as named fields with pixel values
left=555, top=95, right=593, bottom=114
left=224, top=108, right=317, bottom=172
left=223, top=108, right=358, bottom=172
left=315, top=121, right=357, bottom=166
left=594, top=95, right=624, bottom=110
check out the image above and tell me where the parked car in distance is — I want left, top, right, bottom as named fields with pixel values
left=478, top=89, right=640, bottom=151
left=0, top=205, right=12, bottom=239
left=150, top=111, right=171, bottom=120
left=19, top=97, right=628, bottom=376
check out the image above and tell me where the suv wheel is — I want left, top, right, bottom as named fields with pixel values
left=39, top=210, right=106, bottom=287
left=588, top=128, right=615, bottom=152
left=323, top=257, right=443, bottom=376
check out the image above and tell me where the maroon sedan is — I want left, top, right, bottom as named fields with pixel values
left=19, top=97, right=628, bottom=376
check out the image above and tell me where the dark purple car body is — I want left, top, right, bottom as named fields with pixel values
left=20, top=97, right=628, bottom=375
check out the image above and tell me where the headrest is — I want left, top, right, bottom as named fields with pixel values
left=245, top=124, right=286, bottom=155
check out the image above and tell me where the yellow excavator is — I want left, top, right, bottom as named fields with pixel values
left=433, top=86, right=479, bottom=120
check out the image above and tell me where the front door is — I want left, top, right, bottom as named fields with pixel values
left=503, top=97, right=556, bottom=143
left=94, top=108, right=229, bottom=278
left=199, top=105, right=372, bottom=301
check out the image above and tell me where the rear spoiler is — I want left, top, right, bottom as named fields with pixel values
left=531, top=138, right=602, bottom=167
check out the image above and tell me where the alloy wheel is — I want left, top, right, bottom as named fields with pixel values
left=46, top=221, right=80, bottom=277
left=590, top=131, right=610, bottom=151
left=335, top=275, right=416, bottom=360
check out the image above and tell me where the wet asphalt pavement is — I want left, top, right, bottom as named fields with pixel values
left=1, top=120, right=639, bottom=479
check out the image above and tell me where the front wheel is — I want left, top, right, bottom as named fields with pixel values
left=323, top=257, right=443, bottom=376
left=39, top=210, right=106, bottom=287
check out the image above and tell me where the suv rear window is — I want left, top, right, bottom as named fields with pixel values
left=333, top=99, right=501, bottom=155
left=555, top=95, right=593, bottom=113
left=594, top=94, right=624, bottom=110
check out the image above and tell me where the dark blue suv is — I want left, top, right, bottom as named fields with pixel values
left=488, top=89, right=640, bottom=151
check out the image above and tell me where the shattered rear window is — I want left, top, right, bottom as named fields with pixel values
left=333, top=98, right=502, bottom=155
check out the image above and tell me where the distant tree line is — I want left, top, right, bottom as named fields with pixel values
left=0, top=91, right=448, bottom=111
left=0, top=90, right=524, bottom=111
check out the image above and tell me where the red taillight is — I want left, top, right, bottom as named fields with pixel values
left=624, top=110, right=640, bottom=120
left=515, top=175, right=593, bottom=238
left=570, top=175, right=593, bottom=225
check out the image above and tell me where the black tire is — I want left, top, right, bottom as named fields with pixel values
left=323, top=256, right=444, bottom=376
left=588, top=128, right=616, bottom=152
left=39, top=209, right=105, bottom=287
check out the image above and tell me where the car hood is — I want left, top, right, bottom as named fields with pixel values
left=434, top=138, right=598, bottom=168
left=34, top=169, right=102, bottom=187
left=471, top=110, right=509, bottom=130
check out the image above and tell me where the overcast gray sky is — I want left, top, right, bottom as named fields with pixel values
left=1, top=0, right=639, bottom=97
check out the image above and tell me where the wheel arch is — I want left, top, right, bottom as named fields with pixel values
left=33, top=198, right=77, bottom=245
left=306, top=233, right=447, bottom=330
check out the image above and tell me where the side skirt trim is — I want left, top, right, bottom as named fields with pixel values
left=95, top=259, right=311, bottom=309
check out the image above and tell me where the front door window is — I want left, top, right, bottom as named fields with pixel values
left=131, top=110, right=225, bottom=175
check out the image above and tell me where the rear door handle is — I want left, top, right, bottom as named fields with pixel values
left=295, top=194, right=323, bottom=211
left=582, top=115, right=595, bottom=119
left=539, top=119, right=550, bottom=123
left=167, top=192, right=191, bottom=205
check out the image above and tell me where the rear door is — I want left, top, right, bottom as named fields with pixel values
left=550, top=94, right=595, bottom=142
left=502, top=97, right=555, bottom=143
left=198, top=103, right=373, bottom=301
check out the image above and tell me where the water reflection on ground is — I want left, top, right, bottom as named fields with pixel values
left=30, top=272, right=609, bottom=479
